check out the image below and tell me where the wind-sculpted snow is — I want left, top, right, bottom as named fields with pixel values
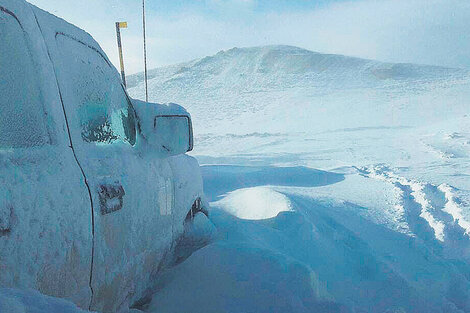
left=439, top=184, right=470, bottom=236
left=201, top=165, right=344, bottom=201
left=213, top=187, right=293, bottom=220
left=143, top=165, right=470, bottom=313
left=360, top=165, right=470, bottom=258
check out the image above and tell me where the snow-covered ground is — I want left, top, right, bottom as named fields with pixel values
left=127, top=46, right=470, bottom=313
left=0, top=288, right=94, bottom=313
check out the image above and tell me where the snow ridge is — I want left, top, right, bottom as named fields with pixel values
left=439, top=184, right=470, bottom=236
left=360, top=164, right=470, bottom=247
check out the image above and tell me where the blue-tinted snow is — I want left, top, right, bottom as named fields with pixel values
left=128, top=46, right=470, bottom=313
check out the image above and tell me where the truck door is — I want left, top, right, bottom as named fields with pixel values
left=0, top=0, right=93, bottom=308
left=32, top=8, right=177, bottom=312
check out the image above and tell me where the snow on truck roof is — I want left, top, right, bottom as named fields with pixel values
left=28, top=2, right=113, bottom=67
left=0, top=0, right=116, bottom=80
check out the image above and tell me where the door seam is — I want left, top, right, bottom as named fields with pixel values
left=31, top=10, right=96, bottom=310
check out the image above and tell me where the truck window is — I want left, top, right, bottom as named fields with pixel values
left=0, top=9, right=50, bottom=149
left=56, top=34, right=136, bottom=145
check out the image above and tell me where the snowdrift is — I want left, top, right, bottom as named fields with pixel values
left=144, top=165, right=470, bottom=313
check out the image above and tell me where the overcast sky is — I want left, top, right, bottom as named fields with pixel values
left=28, top=0, right=470, bottom=74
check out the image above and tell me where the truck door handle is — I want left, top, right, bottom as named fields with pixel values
left=98, top=183, right=125, bottom=215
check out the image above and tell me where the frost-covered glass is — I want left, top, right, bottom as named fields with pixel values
left=0, top=10, right=49, bottom=148
left=154, top=115, right=191, bottom=153
left=56, top=35, right=136, bottom=145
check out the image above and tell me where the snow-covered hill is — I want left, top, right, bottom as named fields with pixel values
left=128, top=45, right=469, bottom=136
left=127, top=46, right=470, bottom=313
left=128, top=45, right=464, bottom=91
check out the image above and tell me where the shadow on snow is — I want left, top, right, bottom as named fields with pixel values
left=201, top=165, right=345, bottom=201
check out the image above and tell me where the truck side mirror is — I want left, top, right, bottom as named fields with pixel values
left=153, top=114, right=193, bottom=155
left=132, top=99, right=194, bottom=156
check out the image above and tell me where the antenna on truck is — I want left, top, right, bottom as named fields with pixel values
left=142, top=0, right=149, bottom=102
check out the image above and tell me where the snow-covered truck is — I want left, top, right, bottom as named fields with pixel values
left=0, top=0, right=205, bottom=311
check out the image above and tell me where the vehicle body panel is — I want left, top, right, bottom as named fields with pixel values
left=0, top=0, right=93, bottom=307
left=0, top=1, right=204, bottom=311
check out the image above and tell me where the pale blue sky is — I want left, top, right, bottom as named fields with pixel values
left=29, top=0, right=470, bottom=74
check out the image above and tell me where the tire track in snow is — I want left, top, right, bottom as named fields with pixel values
left=358, top=165, right=470, bottom=249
